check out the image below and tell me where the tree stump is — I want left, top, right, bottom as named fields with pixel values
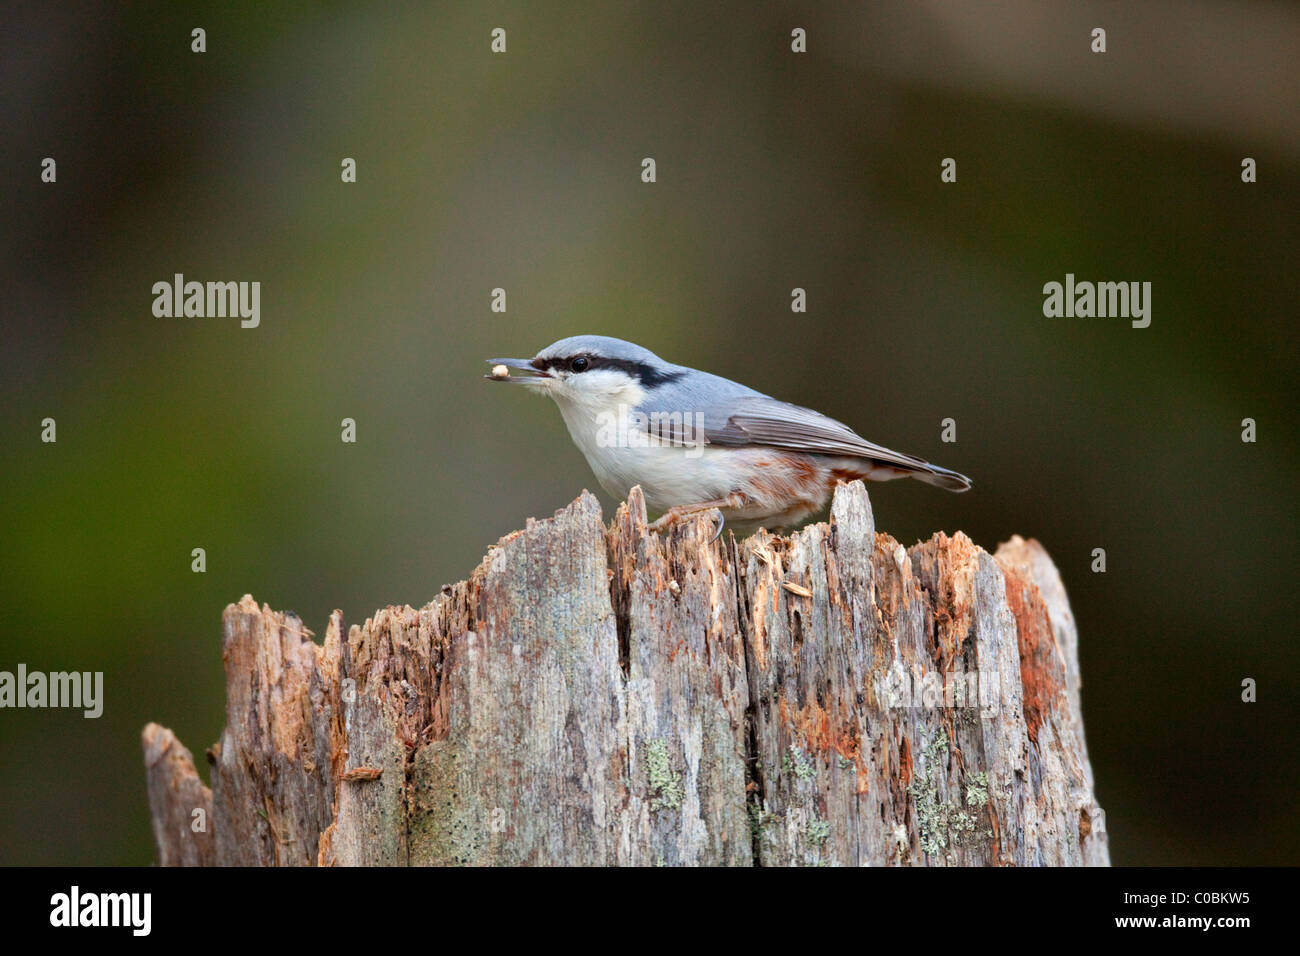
left=142, top=481, right=1108, bottom=866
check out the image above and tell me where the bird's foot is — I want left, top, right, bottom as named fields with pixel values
left=647, top=495, right=743, bottom=540
left=647, top=510, right=683, bottom=533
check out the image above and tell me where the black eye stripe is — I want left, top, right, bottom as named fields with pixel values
left=544, top=354, right=595, bottom=373
left=542, top=354, right=685, bottom=388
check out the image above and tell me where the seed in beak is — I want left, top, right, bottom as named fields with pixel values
left=490, top=364, right=510, bottom=380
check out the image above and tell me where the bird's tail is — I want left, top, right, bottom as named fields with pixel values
left=854, top=458, right=972, bottom=492
left=912, top=462, right=972, bottom=492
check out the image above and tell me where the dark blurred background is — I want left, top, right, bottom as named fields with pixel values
left=1, top=1, right=1297, bottom=865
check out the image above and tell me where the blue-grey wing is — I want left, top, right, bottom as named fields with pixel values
left=638, top=374, right=970, bottom=489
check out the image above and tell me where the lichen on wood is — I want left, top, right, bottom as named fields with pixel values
left=144, top=481, right=1108, bottom=866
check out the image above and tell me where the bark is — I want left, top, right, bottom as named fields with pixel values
left=141, top=723, right=215, bottom=866
left=143, top=481, right=1108, bottom=866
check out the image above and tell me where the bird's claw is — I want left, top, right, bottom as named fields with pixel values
left=647, top=505, right=726, bottom=541
left=709, top=508, right=725, bottom=542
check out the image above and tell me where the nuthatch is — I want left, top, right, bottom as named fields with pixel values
left=486, top=335, right=969, bottom=537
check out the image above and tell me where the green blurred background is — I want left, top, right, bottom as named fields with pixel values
left=2, top=1, right=1297, bottom=865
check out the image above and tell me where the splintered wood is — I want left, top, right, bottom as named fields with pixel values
left=143, top=481, right=1108, bottom=866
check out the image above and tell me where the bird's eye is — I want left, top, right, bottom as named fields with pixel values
left=571, top=356, right=589, bottom=372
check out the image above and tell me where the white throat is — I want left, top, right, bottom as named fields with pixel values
left=549, top=378, right=644, bottom=450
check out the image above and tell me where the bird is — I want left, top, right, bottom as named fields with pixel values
left=485, top=335, right=969, bottom=537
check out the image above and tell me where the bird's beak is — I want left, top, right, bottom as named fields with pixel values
left=484, top=357, right=550, bottom=384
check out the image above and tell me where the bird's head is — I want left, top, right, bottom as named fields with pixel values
left=486, top=335, right=684, bottom=408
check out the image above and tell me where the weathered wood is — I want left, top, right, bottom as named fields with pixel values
left=141, top=723, right=215, bottom=866
left=144, top=481, right=1108, bottom=866
left=203, top=599, right=342, bottom=865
